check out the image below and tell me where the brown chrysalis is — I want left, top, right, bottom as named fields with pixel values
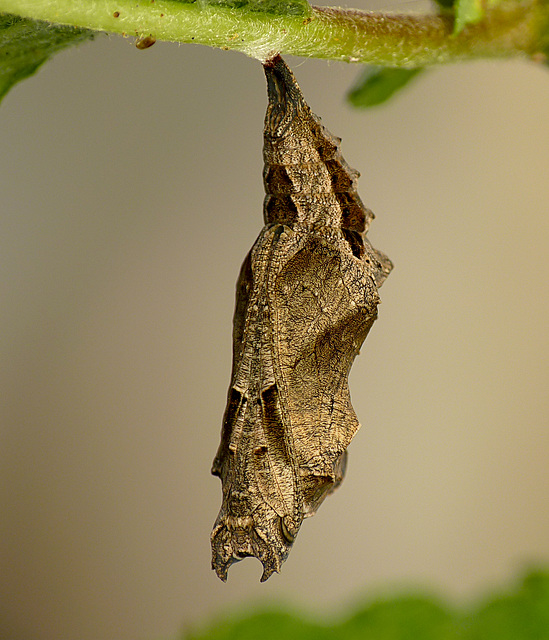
left=211, top=55, right=392, bottom=582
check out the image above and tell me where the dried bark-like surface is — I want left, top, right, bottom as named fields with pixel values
left=211, top=55, right=392, bottom=582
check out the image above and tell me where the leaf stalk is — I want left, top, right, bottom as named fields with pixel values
left=0, top=0, right=547, bottom=65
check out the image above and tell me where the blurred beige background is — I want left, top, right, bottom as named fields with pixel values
left=1, top=12, right=549, bottom=640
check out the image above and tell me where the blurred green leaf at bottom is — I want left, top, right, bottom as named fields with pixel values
left=186, top=610, right=331, bottom=640
left=185, top=567, right=549, bottom=640
left=347, top=66, right=424, bottom=108
left=465, top=569, right=549, bottom=640
left=339, top=595, right=454, bottom=640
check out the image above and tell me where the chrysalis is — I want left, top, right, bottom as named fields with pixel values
left=211, top=55, right=392, bottom=582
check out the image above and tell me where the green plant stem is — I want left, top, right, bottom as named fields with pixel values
left=0, top=0, right=547, bottom=65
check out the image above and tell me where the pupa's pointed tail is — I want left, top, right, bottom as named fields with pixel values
left=211, top=516, right=293, bottom=582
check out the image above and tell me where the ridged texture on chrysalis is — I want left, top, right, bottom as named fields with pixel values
left=211, top=55, right=392, bottom=582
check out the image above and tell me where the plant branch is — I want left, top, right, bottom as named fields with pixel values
left=0, top=0, right=547, bottom=65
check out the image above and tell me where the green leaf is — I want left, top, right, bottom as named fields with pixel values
left=347, top=66, right=424, bottom=108
left=466, top=570, right=549, bottom=640
left=0, top=13, right=93, bottom=105
left=453, top=0, right=483, bottom=33
left=186, top=610, right=332, bottom=640
left=338, top=595, right=455, bottom=640
left=184, top=567, right=549, bottom=640
left=453, top=0, right=503, bottom=34
left=432, top=0, right=456, bottom=9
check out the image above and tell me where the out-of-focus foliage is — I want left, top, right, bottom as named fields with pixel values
left=464, top=570, right=549, bottom=640
left=186, top=611, right=331, bottom=640
left=338, top=596, right=454, bottom=640
left=432, top=0, right=455, bottom=8
left=185, top=568, right=549, bottom=640
left=453, top=0, right=504, bottom=34
left=347, top=66, right=425, bottom=108
left=431, top=0, right=506, bottom=34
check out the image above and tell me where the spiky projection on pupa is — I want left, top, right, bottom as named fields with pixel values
left=211, top=55, right=392, bottom=582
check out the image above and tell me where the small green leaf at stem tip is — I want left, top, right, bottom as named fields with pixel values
left=432, top=0, right=456, bottom=8
left=172, top=0, right=311, bottom=16
left=347, top=66, right=424, bottom=108
left=453, top=0, right=504, bottom=34
left=0, top=13, right=93, bottom=105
